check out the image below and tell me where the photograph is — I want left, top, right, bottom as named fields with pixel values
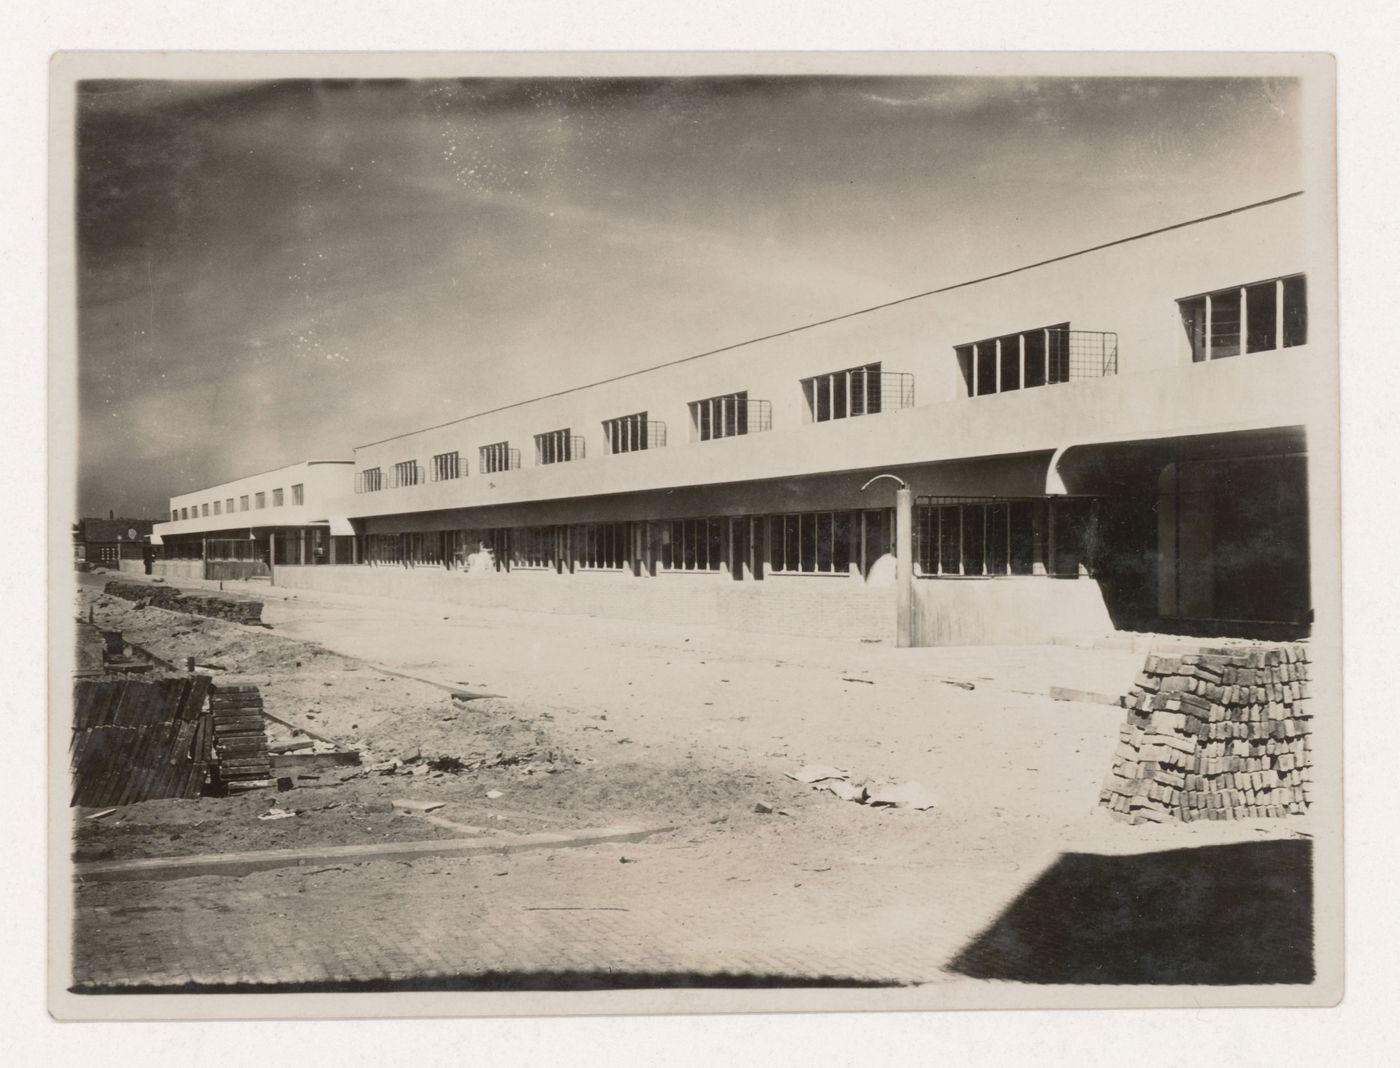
left=49, top=52, right=1340, bottom=1019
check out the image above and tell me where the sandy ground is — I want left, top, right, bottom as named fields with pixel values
left=68, top=571, right=1317, bottom=988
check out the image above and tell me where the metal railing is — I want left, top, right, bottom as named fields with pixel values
left=603, top=418, right=667, bottom=454
left=536, top=433, right=586, bottom=465
left=1058, top=329, right=1119, bottom=380
left=354, top=469, right=383, bottom=493
left=479, top=445, right=522, bottom=474
left=388, top=463, right=425, bottom=489
left=807, top=369, right=915, bottom=419
left=430, top=452, right=464, bottom=481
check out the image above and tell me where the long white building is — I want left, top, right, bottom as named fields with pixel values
left=152, top=192, right=1334, bottom=646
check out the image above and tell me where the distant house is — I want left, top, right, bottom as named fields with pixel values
left=75, top=515, right=158, bottom=567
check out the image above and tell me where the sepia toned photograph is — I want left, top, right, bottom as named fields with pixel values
left=49, top=52, right=1341, bottom=1019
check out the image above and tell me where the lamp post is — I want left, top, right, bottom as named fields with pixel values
left=862, top=474, right=913, bottom=648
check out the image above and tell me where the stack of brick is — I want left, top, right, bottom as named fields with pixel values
left=104, top=580, right=263, bottom=625
left=208, top=684, right=273, bottom=793
left=1099, top=643, right=1313, bottom=824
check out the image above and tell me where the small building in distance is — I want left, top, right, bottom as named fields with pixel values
left=74, top=514, right=158, bottom=569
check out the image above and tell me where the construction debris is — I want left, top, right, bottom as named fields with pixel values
left=1100, top=643, right=1314, bottom=824
left=70, top=675, right=212, bottom=807
left=103, top=580, right=264, bottom=626
left=788, top=765, right=937, bottom=812
left=209, top=684, right=273, bottom=793
left=786, top=764, right=849, bottom=784
left=866, top=782, right=937, bottom=810
left=392, top=799, right=446, bottom=814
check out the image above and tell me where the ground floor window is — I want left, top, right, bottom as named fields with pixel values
left=363, top=533, right=403, bottom=565
left=660, top=517, right=723, bottom=572
left=574, top=522, right=631, bottom=570
left=767, top=511, right=852, bottom=574
left=511, top=526, right=563, bottom=570
left=915, top=496, right=1099, bottom=578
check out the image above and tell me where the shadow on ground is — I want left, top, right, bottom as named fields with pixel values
left=73, top=971, right=903, bottom=994
left=948, top=838, right=1313, bottom=985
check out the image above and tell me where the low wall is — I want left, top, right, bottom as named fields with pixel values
left=911, top=576, right=1114, bottom=646
left=117, top=559, right=145, bottom=577
left=207, top=560, right=269, bottom=581
left=151, top=559, right=205, bottom=582
left=272, top=564, right=895, bottom=641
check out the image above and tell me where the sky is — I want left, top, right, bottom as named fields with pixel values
left=73, top=75, right=1304, bottom=518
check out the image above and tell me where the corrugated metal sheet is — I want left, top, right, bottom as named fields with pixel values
left=70, top=676, right=212, bottom=807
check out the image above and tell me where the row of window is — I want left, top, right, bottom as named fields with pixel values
left=913, top=496, right=1098, bottom=578
left=172, top=483, right=304, bottom=521
left=346, top=501, right=1096, bottom=579
left=357, top=275, right=1313, bottom=497
left=355, top=362, right=914, bottom=491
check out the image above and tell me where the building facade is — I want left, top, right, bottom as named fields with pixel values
left=152, top=460, right=356, bottom=580
left=151, top=193, right=1333, bottom=645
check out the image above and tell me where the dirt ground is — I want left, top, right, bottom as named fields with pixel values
left=75, top=582, right=814, bottom=862
left=68, top=572, right=1319, bottom=991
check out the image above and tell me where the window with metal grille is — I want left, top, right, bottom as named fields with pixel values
left=914, top=496, right=1098, bottom=578
left=363, top=533, right=402, bottom=565
left=180, top=507, right=189, bottom=520
left=689, top=392, right=771, bottom=441
left=574, top=522, right=631, bottom=570
left=357, top=468, right=383, bottom=493
left=801, top=363, right=915, bottom=422
left=255, top=492, right=266, bottom=509
left=767, top=512, right=852, bottom=574
left=1178, top=274, right=1307, bottom=362
left=291, top=483, right=304, bottom=505
left=510, top=526, right=562, bottom=569
left=239, top=496, right=249, bottom=511
left=603, top=412, right=665, bottom=453
left=659, top=517, right=724, bottom=572
left=535, top=428, right=583, bottom=465
left=170, top=510, right=177, bottom=521
left=272, top=488, right=284, bottom=507
left=226, top=498, right=235, bottom=513
left=431, top=451, right=462, bottom=481
left=955, top=324, right=1118, bottom=396
left=213, top=500, right=221, bottom=516
left=393, top=460, right=422, bottom=487
left=479, top=442, right=519, bottom=474
left=201, top=503, right=209, bottom=517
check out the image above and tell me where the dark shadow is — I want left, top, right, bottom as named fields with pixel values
left=73, top=970, right=903, bottom=995
left=948, top=839, right=1313, bottom=985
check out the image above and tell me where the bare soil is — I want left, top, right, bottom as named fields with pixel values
left=74, top=587, right=794, bottom=862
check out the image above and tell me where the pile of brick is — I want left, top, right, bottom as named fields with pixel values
left=1099, top=643, right=1313, bottom=824
left=209, top=684, right=273, bottom=793
left=103, top=580, right=263, bottom=625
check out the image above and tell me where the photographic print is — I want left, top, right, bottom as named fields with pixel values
left=49, top=52, right=1340, bottom=1019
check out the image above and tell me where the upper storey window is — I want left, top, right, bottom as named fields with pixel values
left=479, top=442, right=521, bottom=474
left=535, top=428, right=584, bottom=465
left=689, top=391, right=772, bottom=442
left=801, top=362, right=915, bottom=422
left=357, top=468, right=383, bottom=493
left=291, top=483, right=304, bottom=505
left=603, top=412, right=665, bottom=453
left=955, top=324, right=1118, bottom=397
left=1178, top=274, right=1307, bottom=362
left=431, top=452, right=462, bottom=481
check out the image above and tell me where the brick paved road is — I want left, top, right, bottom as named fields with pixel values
left=69, top=803, right=1058, bottom=992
